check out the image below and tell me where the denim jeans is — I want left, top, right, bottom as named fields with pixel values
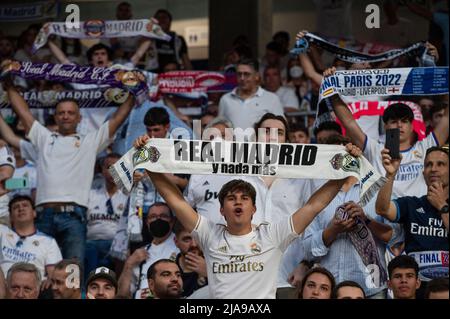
left=84, top=239, right=113, bottom=279
left=35, top=205, right=87, bottom=264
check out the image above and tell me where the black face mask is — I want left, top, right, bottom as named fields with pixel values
left=148, top=219, right=171, bottom=238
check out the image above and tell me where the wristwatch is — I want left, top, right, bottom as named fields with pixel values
left=439, top=204, right=449, bottom=215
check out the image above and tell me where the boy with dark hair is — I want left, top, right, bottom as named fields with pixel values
left=425, top=277, right=449, bottom=299
left=333, top=280, right=366, bottom=299
left=217, top=179, right=257, bottom=209
left=387, top=255, right=421, bottom=299
left=289, top=123, right=310, bottom=144
left=143, top=107, right=170, bottom=138
left=134, top=134, right=363, bottom=298
left=313, top=121, right=342, bottom=144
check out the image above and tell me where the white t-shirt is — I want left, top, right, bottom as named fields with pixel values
left=275, top=86, right=299, bottom=110
left=186, top=175, right=311, bottom=289
left=0, top=224, right=62, bottom=279
left=193, top=215, right=299, bottom=299
left=86, top=186, right=128, bottom=241
left=248, top=177, right=311, bottom=288
left=27, top=120, right=112, bottom=207
left=364, top=133, right=438, bottom=198
left=132, top=233, right=179, bottom=299
left=218, top=87, right=284, bottom=139
left=19, top=140, right=38, bottom=163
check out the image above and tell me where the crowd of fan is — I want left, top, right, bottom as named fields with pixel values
left=0, top=1, right=448, bottom=300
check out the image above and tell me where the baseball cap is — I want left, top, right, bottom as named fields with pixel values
left=382, top=103, right=414, bottom=123
left=86, top=267, right=118, bottom=290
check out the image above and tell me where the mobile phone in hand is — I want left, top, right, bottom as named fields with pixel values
left=5, top=177, right=30, bottom=190
left=385, top=128, right=400, bottom=159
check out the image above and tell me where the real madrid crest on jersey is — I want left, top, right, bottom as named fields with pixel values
left=330, top=153, right=360, bottom=174
left=413, top=150, right=423, bottom=159
left=132, top=146, right=161, bottom=165
left=250, top=243, right=261, bottom=254
left=169, top=252, right=177, bottom=261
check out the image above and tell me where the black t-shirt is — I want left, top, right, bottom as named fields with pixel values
left=154, top=31, right=188, bottom=71
left=394, top=195, right=449, bottom=280
left=176, top=253, right=207, bottom=297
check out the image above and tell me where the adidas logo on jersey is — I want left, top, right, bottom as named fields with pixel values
left=218, top=246, right=227, bottom=253
left=416, top=207, right=425, bottom=214
left=202, top=181, right=210, bottom=186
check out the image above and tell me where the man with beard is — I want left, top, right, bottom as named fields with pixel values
left=85, top=266, right=118, bottom=299
left=146, top=259, right=183, bottom=299
left=117, top=202, right=179, bottom=299
left=173, top=221, right=207, bottom=297
left=51, top=259, right=83, bottom=299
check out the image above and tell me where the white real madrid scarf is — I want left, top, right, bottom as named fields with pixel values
left=32, top=19, right=171, bottom=53
left=110, top=139, right=386, bottom=207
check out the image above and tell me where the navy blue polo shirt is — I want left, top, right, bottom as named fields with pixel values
left=394, top=195, right=449, bottom=280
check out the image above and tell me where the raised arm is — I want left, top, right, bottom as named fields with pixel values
left=117, top=248, right=148, bottom=298
left=375, top=149, right=401, bottom=221
left=433, top=103, right=448, bottom=146
left=2, top=77, right=35, bottom=134
left=293, top=178, right=347, bottom=235
left=0, top=114, right=22, bottom=149
left=134, top=135, right=199, bottom=232
left=130, top=39, right=153, bottom=66
left=108, top=94, right=135, bottom=138
left=291, top=143, right=360, bottom=235
left=48, top=40, right=71, bottom=64
left=323, top=67, right=366, bottom=149
left=296, top=31, right=323, bottom=86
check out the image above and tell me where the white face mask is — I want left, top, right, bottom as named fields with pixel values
left=289, top=66, right=303, bottom=78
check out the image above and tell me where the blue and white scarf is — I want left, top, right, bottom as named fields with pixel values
left=291, top=32, right=432, bottom=65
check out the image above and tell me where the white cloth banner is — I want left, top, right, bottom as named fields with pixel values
left=33, top=18, right=171, bottom=52
left=111, top=139, right=385, bottom=207
left=0, top=1, right=58, bottom=22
